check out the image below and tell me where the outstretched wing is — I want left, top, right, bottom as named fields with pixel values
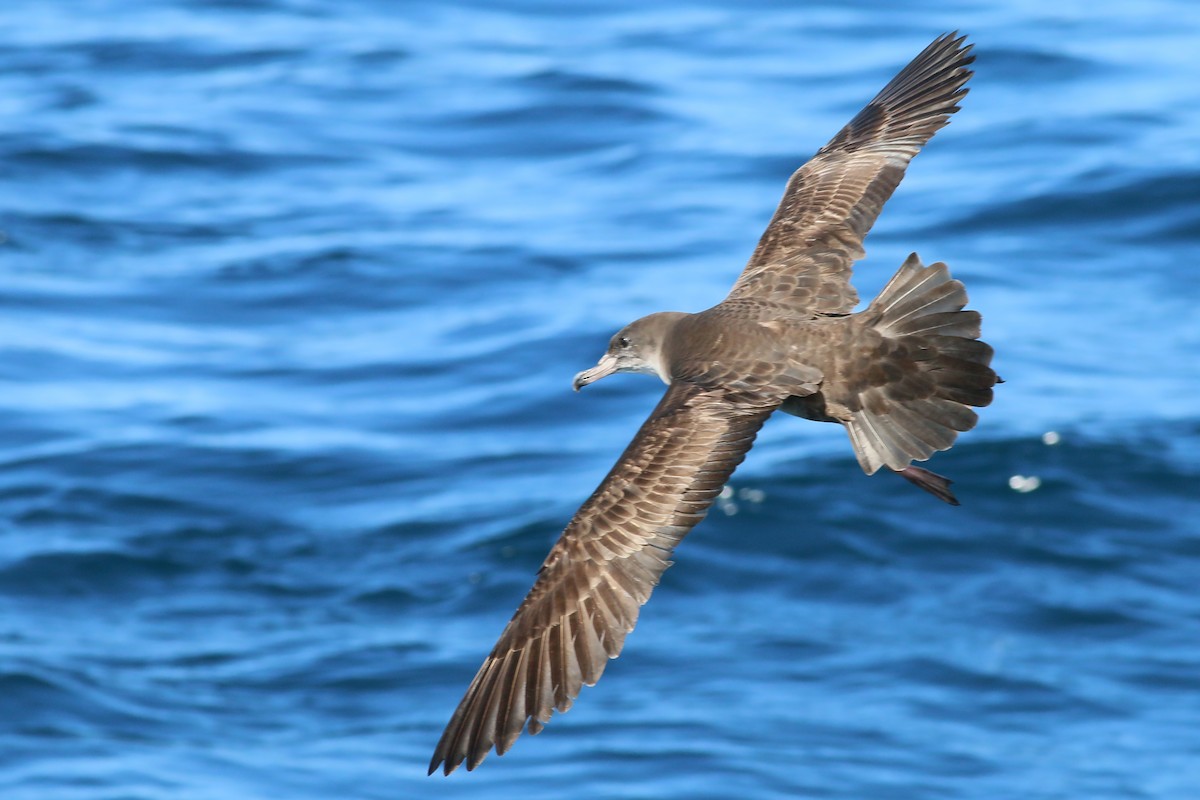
left=429, top=382, right=775, bottom=775
left=726, top=32, right=974, bottom=314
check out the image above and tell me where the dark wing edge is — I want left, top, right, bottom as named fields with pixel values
left=429, top=382, right=775, bottom=775
left=726, top=32, right=974, bottom=314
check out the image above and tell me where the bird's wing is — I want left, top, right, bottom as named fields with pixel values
left=725, top=32, right=974, bottom=315
left=429, top=381, right=775, bottom=775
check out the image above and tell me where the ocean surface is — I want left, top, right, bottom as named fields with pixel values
left=2, top=2, right=1199, bottom=798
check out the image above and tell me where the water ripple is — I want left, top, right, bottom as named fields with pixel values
left=2, top=3, right=1199, bottom=799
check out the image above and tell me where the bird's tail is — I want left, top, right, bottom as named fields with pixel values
left=842, top=253, right=997, bottom=477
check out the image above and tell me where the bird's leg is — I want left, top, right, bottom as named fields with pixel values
left=894, top=465, right=959, bottom=505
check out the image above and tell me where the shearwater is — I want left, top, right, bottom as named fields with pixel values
left=430, top=32, right=997, bottom=775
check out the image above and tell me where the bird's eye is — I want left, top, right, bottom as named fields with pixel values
left=618, top=336, right=631, bottom=349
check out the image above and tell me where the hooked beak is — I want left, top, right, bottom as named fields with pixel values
left=572, top=353, right=618, bottom=392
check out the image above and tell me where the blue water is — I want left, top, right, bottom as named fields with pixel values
left=2, top=2, right=1199, bottom=798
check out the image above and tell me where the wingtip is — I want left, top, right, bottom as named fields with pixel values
left=915, top=31, right=975, bottom=82
left=428, top=753, right=468, bottom=777
left=935, top=30, right=972, bottom=54
left=428, top=749, right=454, bottom=777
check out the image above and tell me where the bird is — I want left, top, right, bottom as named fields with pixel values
left=429, top=31, right=996, bottom=775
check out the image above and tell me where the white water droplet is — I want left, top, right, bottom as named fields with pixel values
left=1008, top=474, right=1042, bottom=493
left=738, top=488, right=766, bottom=504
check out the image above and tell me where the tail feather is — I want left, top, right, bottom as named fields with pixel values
left=891, top=309, right=980, bottom=338
left=844, top=253, right=996, bottom=476
left=872, top=255, right=960, bottom=319
left=904, top=396, right=978, bottom=433
left=925, top=334, right=990, bottom=361
left=886, top=403, right=957, bottom=452
left=934, top=359, right=996, bottom=407
left=846, top=412, right=894, bottom=471
left=879, top=278, right=965, bottom=323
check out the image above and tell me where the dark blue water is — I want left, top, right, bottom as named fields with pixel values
left=2, top=2, right=1198, bottom=798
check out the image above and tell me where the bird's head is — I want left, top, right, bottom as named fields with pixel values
left=572, top=311, right=687, bottom=391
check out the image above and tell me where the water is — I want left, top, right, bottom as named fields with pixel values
left=2, top=2, right=1198, bottom=798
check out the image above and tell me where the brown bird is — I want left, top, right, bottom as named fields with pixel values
left=430, top=31, right=996, bottom=775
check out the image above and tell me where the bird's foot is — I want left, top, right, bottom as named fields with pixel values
left=895, top=465, right=960, bottom=505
